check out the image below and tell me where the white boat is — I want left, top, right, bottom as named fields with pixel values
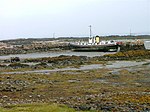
left=69, top=36, right=119, bottom=52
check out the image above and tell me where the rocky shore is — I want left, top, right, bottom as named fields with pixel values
left=0, top=43, right=146, bottom=56
left=102, top=50, right=150, bottom=60
left=0, top=62, right=150, bottom=111
left=0, top=50, right=150, bottom=111
left=0, top=44, right=69, bottom=56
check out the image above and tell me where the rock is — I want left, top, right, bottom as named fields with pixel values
left=37, top=95, right=41, bottom=98
left=8, top=63, right=29, bottom=69
left=78, top=105, right=91, bottom=111
left=0, top=80, right=30, bottom=92
left=100, top=105, right=114, bottom=111
left=2, top=95, right=8, bottom=98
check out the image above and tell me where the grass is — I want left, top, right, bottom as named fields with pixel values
left=0, top=103, right=97, bottom=112
left=0, top=103, right=76, bottom=112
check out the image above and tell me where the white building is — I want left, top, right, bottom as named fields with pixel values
left=144, top=41, right=150, bottom=50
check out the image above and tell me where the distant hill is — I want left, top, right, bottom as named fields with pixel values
left=0, top=35, right=149, bottom=45
left=0, top=37, right=88, bottom=45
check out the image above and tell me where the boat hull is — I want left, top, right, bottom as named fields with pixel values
left=69, top=43, right=119, bottom=52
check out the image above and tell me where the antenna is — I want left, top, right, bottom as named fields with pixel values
left=53, top=33, right=55, bottom=38
left=89, top=25, right=92, bottom=38
left=130, top=29, right=132, bottom=36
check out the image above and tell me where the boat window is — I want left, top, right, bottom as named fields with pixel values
left=110, top=40, right=114, bottom=43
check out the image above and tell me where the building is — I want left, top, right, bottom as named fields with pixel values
left=144, top=41, right=150, bottom=50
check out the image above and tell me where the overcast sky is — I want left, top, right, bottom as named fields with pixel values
left=0, top=0, right=149, bottom=40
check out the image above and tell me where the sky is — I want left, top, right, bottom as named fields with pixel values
left=0, top=0, right=149, bottom=40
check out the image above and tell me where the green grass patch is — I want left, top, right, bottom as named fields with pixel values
left=0, top=103, right=76, bottom=112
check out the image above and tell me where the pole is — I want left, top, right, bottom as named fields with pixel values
left=53, top=33, right=55, bottom=38
left=130, top=29, right=131, bottom=37
left=89, top=25, right=92, bottom=38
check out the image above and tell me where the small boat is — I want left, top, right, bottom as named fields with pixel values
left=69, top=36, right=119, bottom=52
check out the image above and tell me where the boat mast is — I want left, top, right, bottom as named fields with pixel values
left=89, top=25, right=92, bottom=38
left=88, top=25, right=94, bottom=44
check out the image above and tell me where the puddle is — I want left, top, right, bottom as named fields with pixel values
left=68, top=79, right=80, bottom=83
left=92, top=78, right=126, bottom=86
left=2, top=60, right=150, bottom=75
left=3, top=64, right=102, bottom=74
left=92, top=78, right=108, bottom=84
left=105, top=61, right=146, bottom=69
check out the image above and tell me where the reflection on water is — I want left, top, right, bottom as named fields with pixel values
left=0, top=51, right=115, bottom=59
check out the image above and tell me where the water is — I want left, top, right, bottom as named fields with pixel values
left=3, top=64, right=101, bottom=74
left=105, top=61, right=147, bottom=69
left=0, top=51, right=115, bottom=60
left=3, top=61, right=149, bottom=75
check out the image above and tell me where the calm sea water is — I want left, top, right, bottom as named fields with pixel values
left=0, top=51, right=115, bottom=60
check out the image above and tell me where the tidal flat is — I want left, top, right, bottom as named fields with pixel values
left=0, top=50, right=150, bottom=111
